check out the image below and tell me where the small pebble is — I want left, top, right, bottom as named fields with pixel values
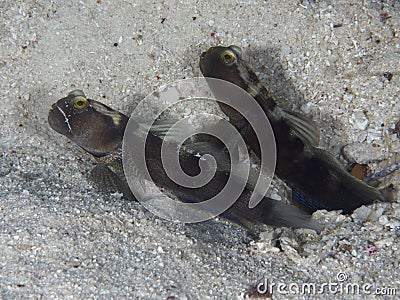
left=343, top=142, right=386, bottom=164
left=378, top=215, right=389, bottom=226
left=352, top=206, right=372, bottom=222
left=349, top=110, right=369, bottom=131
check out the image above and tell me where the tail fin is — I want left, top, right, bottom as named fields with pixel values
left=258, top=197, right=322, bottom=232
left=225, top=195, right=322, bottom=233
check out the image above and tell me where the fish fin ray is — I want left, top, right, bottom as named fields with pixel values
left=282, top=110, right=320, bottom=146
left=149, top=119, right=183, bottom=139
left=232, top=196, right=322, bottom=232
left=90, top=163, right=135, bottom=200
left=265, top=199, right=322, bottom=232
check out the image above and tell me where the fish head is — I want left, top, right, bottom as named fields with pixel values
left=199, top=45, right=248, bottom=86
left=48, top=90, right=128, bottom=157
left=200, top=45, right=257, bottom=125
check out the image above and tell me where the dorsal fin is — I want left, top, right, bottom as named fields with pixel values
left=281, top=109, right=320, bottom=146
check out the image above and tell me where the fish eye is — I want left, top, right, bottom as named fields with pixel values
left=221, top=50, right=236, bottom=65
left=74, top=97, right=87, bottom=109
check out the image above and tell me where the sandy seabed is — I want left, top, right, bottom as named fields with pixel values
left=1, top=1, right=399, bottom=299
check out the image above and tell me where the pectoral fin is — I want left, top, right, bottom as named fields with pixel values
left=282, top=110, right=320, bottom=146
left=90, top=162, right=135, bottom=200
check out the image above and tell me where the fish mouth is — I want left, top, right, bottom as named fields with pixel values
left=200, top=50, right=213, bottom=76
left=199, top=48, right=219, bottom=76
left=199, top=51, right=206, bottom=72
left=48, top=103, right=73, bottom=137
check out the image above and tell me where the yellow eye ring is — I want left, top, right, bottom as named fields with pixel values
left=221, top=50, right=235, bottom=65
left=74, top=97, right=87, bottom=109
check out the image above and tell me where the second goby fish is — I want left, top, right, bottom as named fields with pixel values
left=48, top=90, right=321, bottom=231
left=199, top=45, right=385, bottom=213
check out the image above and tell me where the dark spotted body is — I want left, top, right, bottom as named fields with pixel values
left=200, top=45, right=385, bottom=213
left=48, top=90, right=321, bottom=231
